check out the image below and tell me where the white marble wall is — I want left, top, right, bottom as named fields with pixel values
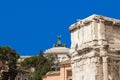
left=105, top=25, right=120, bottom=50
left=69, top=14, right=120, bottom=80
left=71, top=50, right=103, bottom=80
left=57, top=53, right=69, bottom=62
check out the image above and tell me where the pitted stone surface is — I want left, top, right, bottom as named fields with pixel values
left=69, top=14, right=120, bottom=80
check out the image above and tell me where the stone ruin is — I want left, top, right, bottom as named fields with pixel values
left=69, top=14, right=120, bottom=80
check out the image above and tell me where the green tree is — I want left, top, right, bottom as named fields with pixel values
left=33, top=51, right=59, bottom=80
left=0, top=46, right=12, bottom=61
left=21, top=56, right=39, bottom=69
left=7, top=50, right=20, bottom=80
left=45, top=54, right=60, bottom=71
left=0, top=46, right=20, bottom=80
left=20, top=50, right=57, bottom=80
left=32, top=50, right=49, bottom=80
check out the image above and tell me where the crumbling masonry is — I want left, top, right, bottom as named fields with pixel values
left=69, top=14, right=120, bottom=80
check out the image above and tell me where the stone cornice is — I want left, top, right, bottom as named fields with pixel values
left=71, top=51, right=100, bottom=62
left=70, top=46, right=99, bottom=58
left=70, top=44, right=109, bottom=59
left=69, top=14, right=120, bottom=32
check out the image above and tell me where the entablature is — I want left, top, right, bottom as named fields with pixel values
left=69, top=14, right=120, bottom=32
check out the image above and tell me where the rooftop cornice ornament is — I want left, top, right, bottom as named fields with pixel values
left=53, top=35, right=67, bottom=47
left=57, top=35, right=61, bottom=45
left=69, top=14, right=120, bottom=32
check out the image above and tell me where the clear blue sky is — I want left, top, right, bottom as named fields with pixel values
left=0, top=0, right=120, bottom=56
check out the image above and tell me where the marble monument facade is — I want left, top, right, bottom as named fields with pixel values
left=69, top=14, right=120, bottom=80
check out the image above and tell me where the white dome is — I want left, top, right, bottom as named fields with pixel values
left=44, top=47, right=69, bottom=54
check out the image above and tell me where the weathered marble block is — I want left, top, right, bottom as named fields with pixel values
left=69, top=14, right=120, bottom=80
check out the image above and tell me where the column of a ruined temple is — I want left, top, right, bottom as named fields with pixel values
left=98, top=19, right=109, bottom=80
left=91, top=20, right=98, bottom=40
left=91, top=20, right=98, bottom=46
left=103, top=56, right=108, bottom=80
left=98, top=19, right=106, bottom=45
left=100, top=46, right=108, bottom=80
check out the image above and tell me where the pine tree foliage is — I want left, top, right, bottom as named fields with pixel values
left=0, top=46, right=20, bottom=80
left=21, top=50, right=57, bottom=80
